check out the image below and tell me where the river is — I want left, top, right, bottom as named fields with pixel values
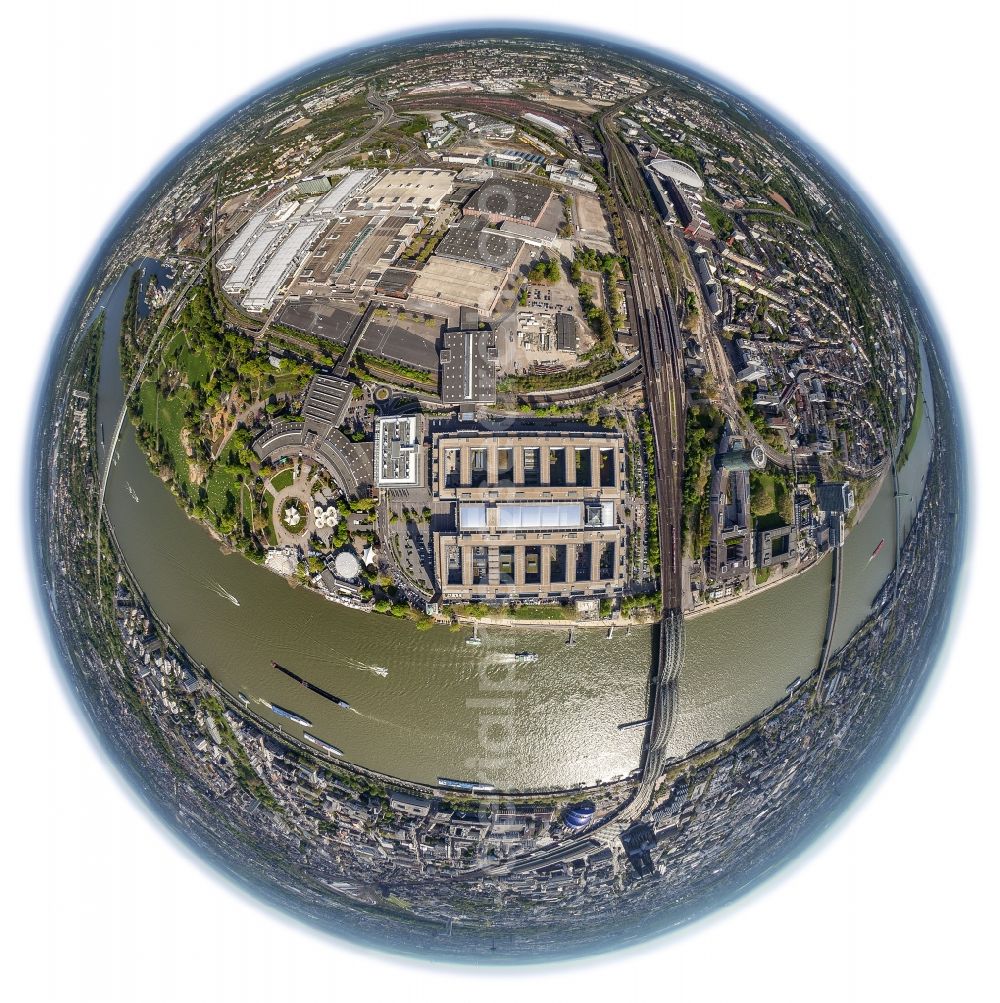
left=94, top=264, right=935, bottom=789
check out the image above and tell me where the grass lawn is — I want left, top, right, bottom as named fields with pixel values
left=176, top=341, right=214, bottom=387
left=750, top=471, right=777, bottom=517
left=504, top=603, right=575, bottom=621
left=261, top=494, right=277, bottom=546
left=138, top=381, right=190, bottom=480
left=750, top=469, right=792, bottom=529
left=270, top=370, right=310, bottom=397
left=399, top=114, right=429, bottom=137
left=279, top=496, right=309, bottom=535
left=203, top=461, right=242, bottom=519
left=269, top=467, right=294, bottom=493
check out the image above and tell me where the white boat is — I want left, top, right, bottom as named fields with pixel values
left=268, top=702, right=312, bottom=728
left=302, top=732, right=343, bottom=757
left=438, top=777, right=496, bottom=793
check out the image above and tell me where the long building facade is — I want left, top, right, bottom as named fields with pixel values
left=431, top=430, right=627, bottom=602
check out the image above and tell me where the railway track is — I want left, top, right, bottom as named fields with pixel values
left=598, top=114, right=688, bottom=839
left=450, top=109, right=693, bottom=881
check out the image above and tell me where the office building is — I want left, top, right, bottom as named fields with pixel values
left=431, top=429, right=626, bottom=601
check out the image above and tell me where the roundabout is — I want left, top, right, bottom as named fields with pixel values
left=268, top=463, right=318, bottom=544
left=278, top=495, right=309, bottom=536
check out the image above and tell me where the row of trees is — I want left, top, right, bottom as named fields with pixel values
left=639, top=414, right=660, bottom=576
left=571, top=248, right=627, bottom=337
left=682, top=405, right=724, bottom=557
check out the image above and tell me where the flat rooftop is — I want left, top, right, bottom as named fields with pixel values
left=376, top=267, right=418, bottom=298
left=439, top=329, right=498, bottom=406
left=463, top=177, right=553, bottom=226
left=217, top=206, right=274, bottom=271
left=353, top=168, right=455, bottom=213
left=435, top=429, right=625, bottom=500
left=313, top=169, right=377, bottom=215
left=434, top=458, right=626, bottom=598
left=556, top=312, right=578, bottom=351
left=435, top=216, right=520, bottom=271
left=375, top=416, right=421, bottom=486
left=302, top=373, right=353, bottom=433
left=223, top=225, right=285, bottom=293
left=243, top=220, right=325, bottom=313
left=411, top=257, right=508, bottom=314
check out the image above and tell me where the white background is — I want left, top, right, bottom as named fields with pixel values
left=2, top=2, right=997, bottom=1000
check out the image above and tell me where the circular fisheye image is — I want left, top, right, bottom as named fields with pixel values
left=33, top=27, right=965, bottom=961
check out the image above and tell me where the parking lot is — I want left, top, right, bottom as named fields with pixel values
left=280, top=301, right=442, bottom=374
left=573, top=193, right=614, bottom=251
left=410, top=255, right=514, bottom=314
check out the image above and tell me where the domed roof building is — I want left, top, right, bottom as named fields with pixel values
left=333, top=551, right=360, bottom=581
left=564, top=802, right=596, bottom=830
left=649, top=158, right=704, bottom=189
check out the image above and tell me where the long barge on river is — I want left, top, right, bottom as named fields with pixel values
left=268, top=703, right=312, bottom=727
left=271, top=660, right=350, bottom=709
left=437, top=778, right=497, bottom=794
left=302, top=732, right=343, bottom=757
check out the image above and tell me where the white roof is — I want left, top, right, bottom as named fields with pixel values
left=243, top=221, right=322, bottom=310
left=223, top=226, right=285, bottom=292
left=650, top=158, right=704, bottom=190
left=334, top=551, right=360, bottom=580
left=522, top=112, right=571, bottom=138
left=497, top=502, right=583, bottom=530
left=359, top=168, right=456, bottom=211
left=459, top=503, right=488, bottom=530
left=496, top=220, right=559, bottom=246
left=314, top=169, right=376, bottom=215
left=375, top=416, right=420, bottom=485
left=217, top=207, right=272, bottom=270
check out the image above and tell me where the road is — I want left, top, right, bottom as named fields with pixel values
left=306, top=90, right=398, bottom=176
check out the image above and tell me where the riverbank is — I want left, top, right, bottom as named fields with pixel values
left=98, top=256, right=918, bottom=790
left=452, top=613, right=650, bottom=631
left=685, top=462, right=889, bottom=621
